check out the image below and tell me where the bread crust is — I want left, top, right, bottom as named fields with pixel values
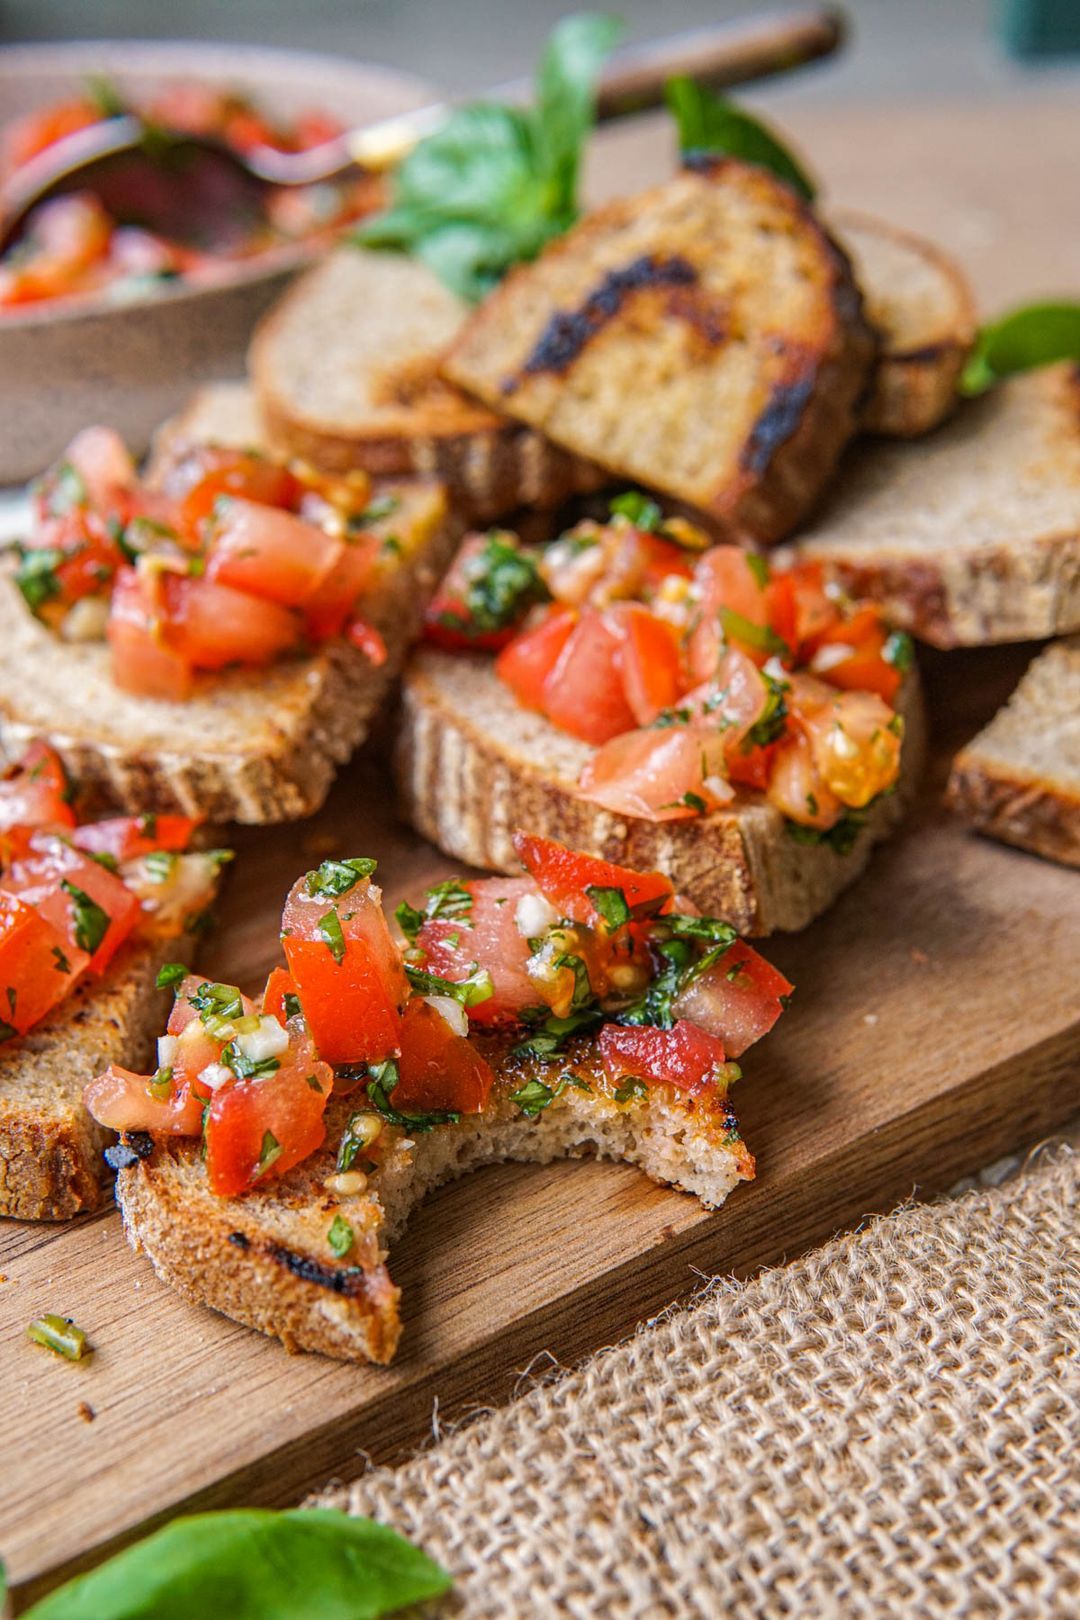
left=0, top=939, right=189, bottom=1220
left=835, top=210, right=977, bottom=438
left=250, top=250, right=604, bottom=522
left=394, top=650, right=925, bottom=937
left=444, top=160, right=876, bottom=544
left=0, top=485, right=459, bottom=823
left=118, top=1060, right=752, bottom=1363
left=946, top=756, right=1080, bottom=868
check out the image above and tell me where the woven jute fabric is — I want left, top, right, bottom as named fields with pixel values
left=317, top=1143, right=1080, bottom=1618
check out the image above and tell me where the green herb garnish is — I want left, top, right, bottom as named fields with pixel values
left=255, top=1130, right=282, bottom=1177
left=60, top=880, right=109, bottom=955
left=221, top=1043, right=280, bottom=1082
left=786, top=806, right=872, bottom=856
left=396, top=878, right=474, bottom=941
left=327, top=1215, right=354, bottom=1258
left=719, top=607, right=791, bottom=660
left=584, top=884, right=632, bottom=931
left=613, top=1076, right=649, bottom=1104
left=509, top=1073, right=590, bottom=1117
left=404, top=961, right=494, bottom=1007
left=961, top=300, right=1080, bottom=395
left=305, top=857, right=377, bottom=899
left=609, top=490, right=664, bottom=532
left=283, top=991, right=302, bottom=1020
left=14, top=544, right=66, bottom=613
left=365, top=1059, right=461, bottom=1132
left=666, top=76, right=816, bottom=201
left=317, top=910, right=347, bottom=965
left=358, top=13, right=621, bottom=301
left=883, top=630, right=914, bottom=672
left=155, top=962, right=187, bottom=990
left=438, top=531, right=550, bottom=638
left=745, top=669, right=790, bottom=751
left=144, top=850, right=178, bottom=883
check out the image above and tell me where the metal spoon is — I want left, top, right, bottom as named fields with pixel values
left=0, top=7, right=843, bottom=253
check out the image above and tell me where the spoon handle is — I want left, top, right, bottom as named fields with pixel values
left=349, top=5, right=844, bottom=169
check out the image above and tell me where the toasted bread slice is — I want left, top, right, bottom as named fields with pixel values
left=118, top=1047, right=752, bottom=1363
left=836, top=211, right=976, bottom=437
left=248, top=249, right=605, bottom=521
left=0, top=938, right=188, bottom=1220
left=394, top=651, right=924, bottom=937
left=443, top=160, right=876, bottom=544
left=946, top=637, right=1080, bottom=867
left=783, top=366, right=1080, bottom=648
left=0, top=398, right=459, bottom=823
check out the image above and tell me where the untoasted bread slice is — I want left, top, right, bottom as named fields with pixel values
left=394, top=651, right=924, bottom=937
left=0, top=938, right=187, bottom=1220
left=0, top=403, right=458, bottom=823
left=249, top=249, right=604, bottom=521
left=946, top=637, right=1080, bottom=866
left=118, top=1049, right=752, bottom=1363
left=836, top=211, right=976, bottom=437
left=443, top=159, right=876, bottom=544
left=783, top=366, right=1080, bottom=648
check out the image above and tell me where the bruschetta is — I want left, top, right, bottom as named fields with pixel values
left=0, top=741, right=229, bottom=1218
left=395, top=500, right=925, bottom=935
left=86, top=834, right=791, bottom=1362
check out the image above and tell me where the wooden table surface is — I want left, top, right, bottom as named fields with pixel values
left=2, top=92, right=1080, bottom=1611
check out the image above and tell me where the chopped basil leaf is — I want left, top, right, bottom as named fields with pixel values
left=351, top=493, right=401, bottom=527
left=14, top=544, right=66, bottom=612
left=785, top=806, right=871, bottom=856
left=52, top=945, right=72, bottom=974
left=720, top=607, right=791, bottom=660
left=144, top=850, right=178, bottom=883
left=404, top=961, right=494, bottom=1007
left=961, top=300, right=1080, bottom=395
left=512, top=1003, right=603, bottom=1060
left=42, top=459, right=88, bottom=518
left=665, top=914, right=738, bottom=948
left=156, top=962, right=188, bottom=990
left=613, top=1076, right=649, bottom=1104
left=305, top=857, right=377, bottom=899
left=256, top=1130, right=282, bottom=1177
left=86, top=849, right=119, bottom=872
left=652, top=706, right=692, bottom=729
left=139, top=812, right=158, bottom=838
left=609, top=490, right=664, bottom=532
left=440, top=531, right=550, bottom=638
left=222, top=1042, right=280, bottom=1081
left=189, top=980, right=245, bottom=1027
left=584, top=885, right=631, bottom=931
left=745, top=552, right=771, bottom=589
left=317, top=910, right=347, bottom=965
left=0, top=1017, right=17, bottom=1043
left=883, top=630, right=914, bottom=672
left=510, top=1072, right=590, bottom=1117
left=327, top=1215, right=354, bottom=1258
left=745, top=670, right=790, bottom=751
left=283, top=992, right=302, bottom=1020
left=305, top=1073, right=324, bottom=1093
left=887, top=714, right=905, bottom=738
left=667, top=76, right=816, bottom=201
left=394, top=900, right=425, bottom=941
left=60, top=880, right=110, bottom=955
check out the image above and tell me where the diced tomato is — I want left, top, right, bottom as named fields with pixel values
left=72, top=813, right=199, bottom=863
left=0, top=890, right=88, bottom=1034
left=62, top=425, right=136, bottom=509
left=262, top=966, right=300, bottom=1025
left=391, top=997, right=494, bottom=1115
left=513, top=833, right=673, bottom=926
left=204, top=1034, right=332, bottom=1198
left=579, top=725, right=733, bottom=823
left=2, top=835, right=141, bottom=973
left=604, top=603, right=684, bottom=727
left=423, top=534, right=536, bottom=653
left=541, top=609, right=638, bottom=746
left=345, top=615, right=387, bottom=665
left=0, top=741, right=75, bottom=833
left=794, top=680, right=903, bottom=809
left=787, top=561, right=839, bottom=650
left=282, top=868, right=408, bottom=1065
left=108, top=565, right=193, bottom=701
left=306, top=535, right=380, bottom=641
left=83, top=1063, right=205, bottom=1136
left=178, top=451, right=302, bottom=538
left=162, top=574, right=301, bottom=671
left=495, top=606, right=577, bottom=709
left=415, top=876, right=537, bottom=1028
left=810, top=606, right=900, bottom=702
left=766, top=724, right=841, bottom=829
left=206, top=498, right=345, bottom=608
left=599, top=1019, right=729, bottom=1096
left=725, top=742, right=777, bottom=792
left=688, top=548, right=778, bottom=679
left=165, top=975, right=256, bottom=1093
left=672, top=940, right=793, bottom=1058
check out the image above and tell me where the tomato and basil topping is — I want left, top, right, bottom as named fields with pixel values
left=85, top=833, right=791, bottom=1200
left=0, top=82, right=384, bottom=313
left=425, top=494, right=911, bottom=846
left=0, top=742, right=225, bottom=1042
left=15, top=427, right=394, bottom=700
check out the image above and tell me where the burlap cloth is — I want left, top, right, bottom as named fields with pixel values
left=315, top=1134, right=1080, bottom=1617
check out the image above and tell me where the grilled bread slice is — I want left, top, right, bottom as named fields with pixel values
left=784, top=365, right=1080, bottom=648
left=118, top=1050, right=752, bottom=1363
left=0, top=389, right=459, bottom=823
left=836, top=211, right=977, bottom=437
left=946, top=637, right=1080, bottom=867
left=0, top=938, right=189, bottom=1220
left=443, top=159, right=876, bottom=544
left=394, top=650, right=925, bottom=937
left=249, top=248, right=604, bottom=521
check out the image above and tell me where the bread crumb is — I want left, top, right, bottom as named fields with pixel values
left=77, top=1401, right=96, bottom=1423
left=863, top=1013, right=879, bottom=1026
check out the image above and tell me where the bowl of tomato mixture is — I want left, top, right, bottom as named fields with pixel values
left=0, top=40, right=429, bottom=482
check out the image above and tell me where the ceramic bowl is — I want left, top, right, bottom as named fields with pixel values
left=0, top=40, right=429, bottom=483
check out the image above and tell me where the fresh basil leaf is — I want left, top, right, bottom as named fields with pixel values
left=189, top=981, right=244, bottom=1024
left=512, top=1003, right=603, bottom=1059
left=441, top=531, right=550, bottom=638
left=720, top=607, right=791, bottom=660
left=883, top=629, right=914, bottom=672
left=961, top=301, right=1080, bottom=395
left=609, top=490, right=664, bottom=532
left=510, top=1072, right=590, bottom=1117
left=60, top=881, right=110, bottom=956
left=585, top=884, right=631, bottom=931
left=14, top=544, right=66, bottom=613
left=318, top=910, right=347, bottom=965
left=535, top=12, right=624, bottom=216
left=666, top=76, right=816, bottom=201
left=256, top=1130, right=282, bottom=1177
left=404, top=961, right=494, bottom=1007
left=222, top=1042, right=280, bottom=1082
left=24, top=1508, right=451, bottom=1619
left=745, top=670, right=789, bottom=751
left=365, top=1060, right=461, bottom=1133
left=306, top=858, right=377, bottom=899
left=613, top=1075, right=649, bottom=1104
left=424, top=880, right=473, bottom=924
left=327, top=1215, right=354, bottom=1258
left=394, top=900, right=425, bottom=942
left=284, top=991, right=302, bottom=1020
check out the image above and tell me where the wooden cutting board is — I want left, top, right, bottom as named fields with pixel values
left=1, top=641, right=1078, bottom=1609
left=4, top=91, right=1080, bottom=1613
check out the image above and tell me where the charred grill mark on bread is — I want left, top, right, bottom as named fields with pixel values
left=266, top=1243, right=375, bottom=1298
left=506, top=254, right=699, bottom=391
left=743, top=374, right=816, bottom=475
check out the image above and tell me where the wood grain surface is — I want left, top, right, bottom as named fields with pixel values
left=2, top=92, right=1080, bottom=1612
